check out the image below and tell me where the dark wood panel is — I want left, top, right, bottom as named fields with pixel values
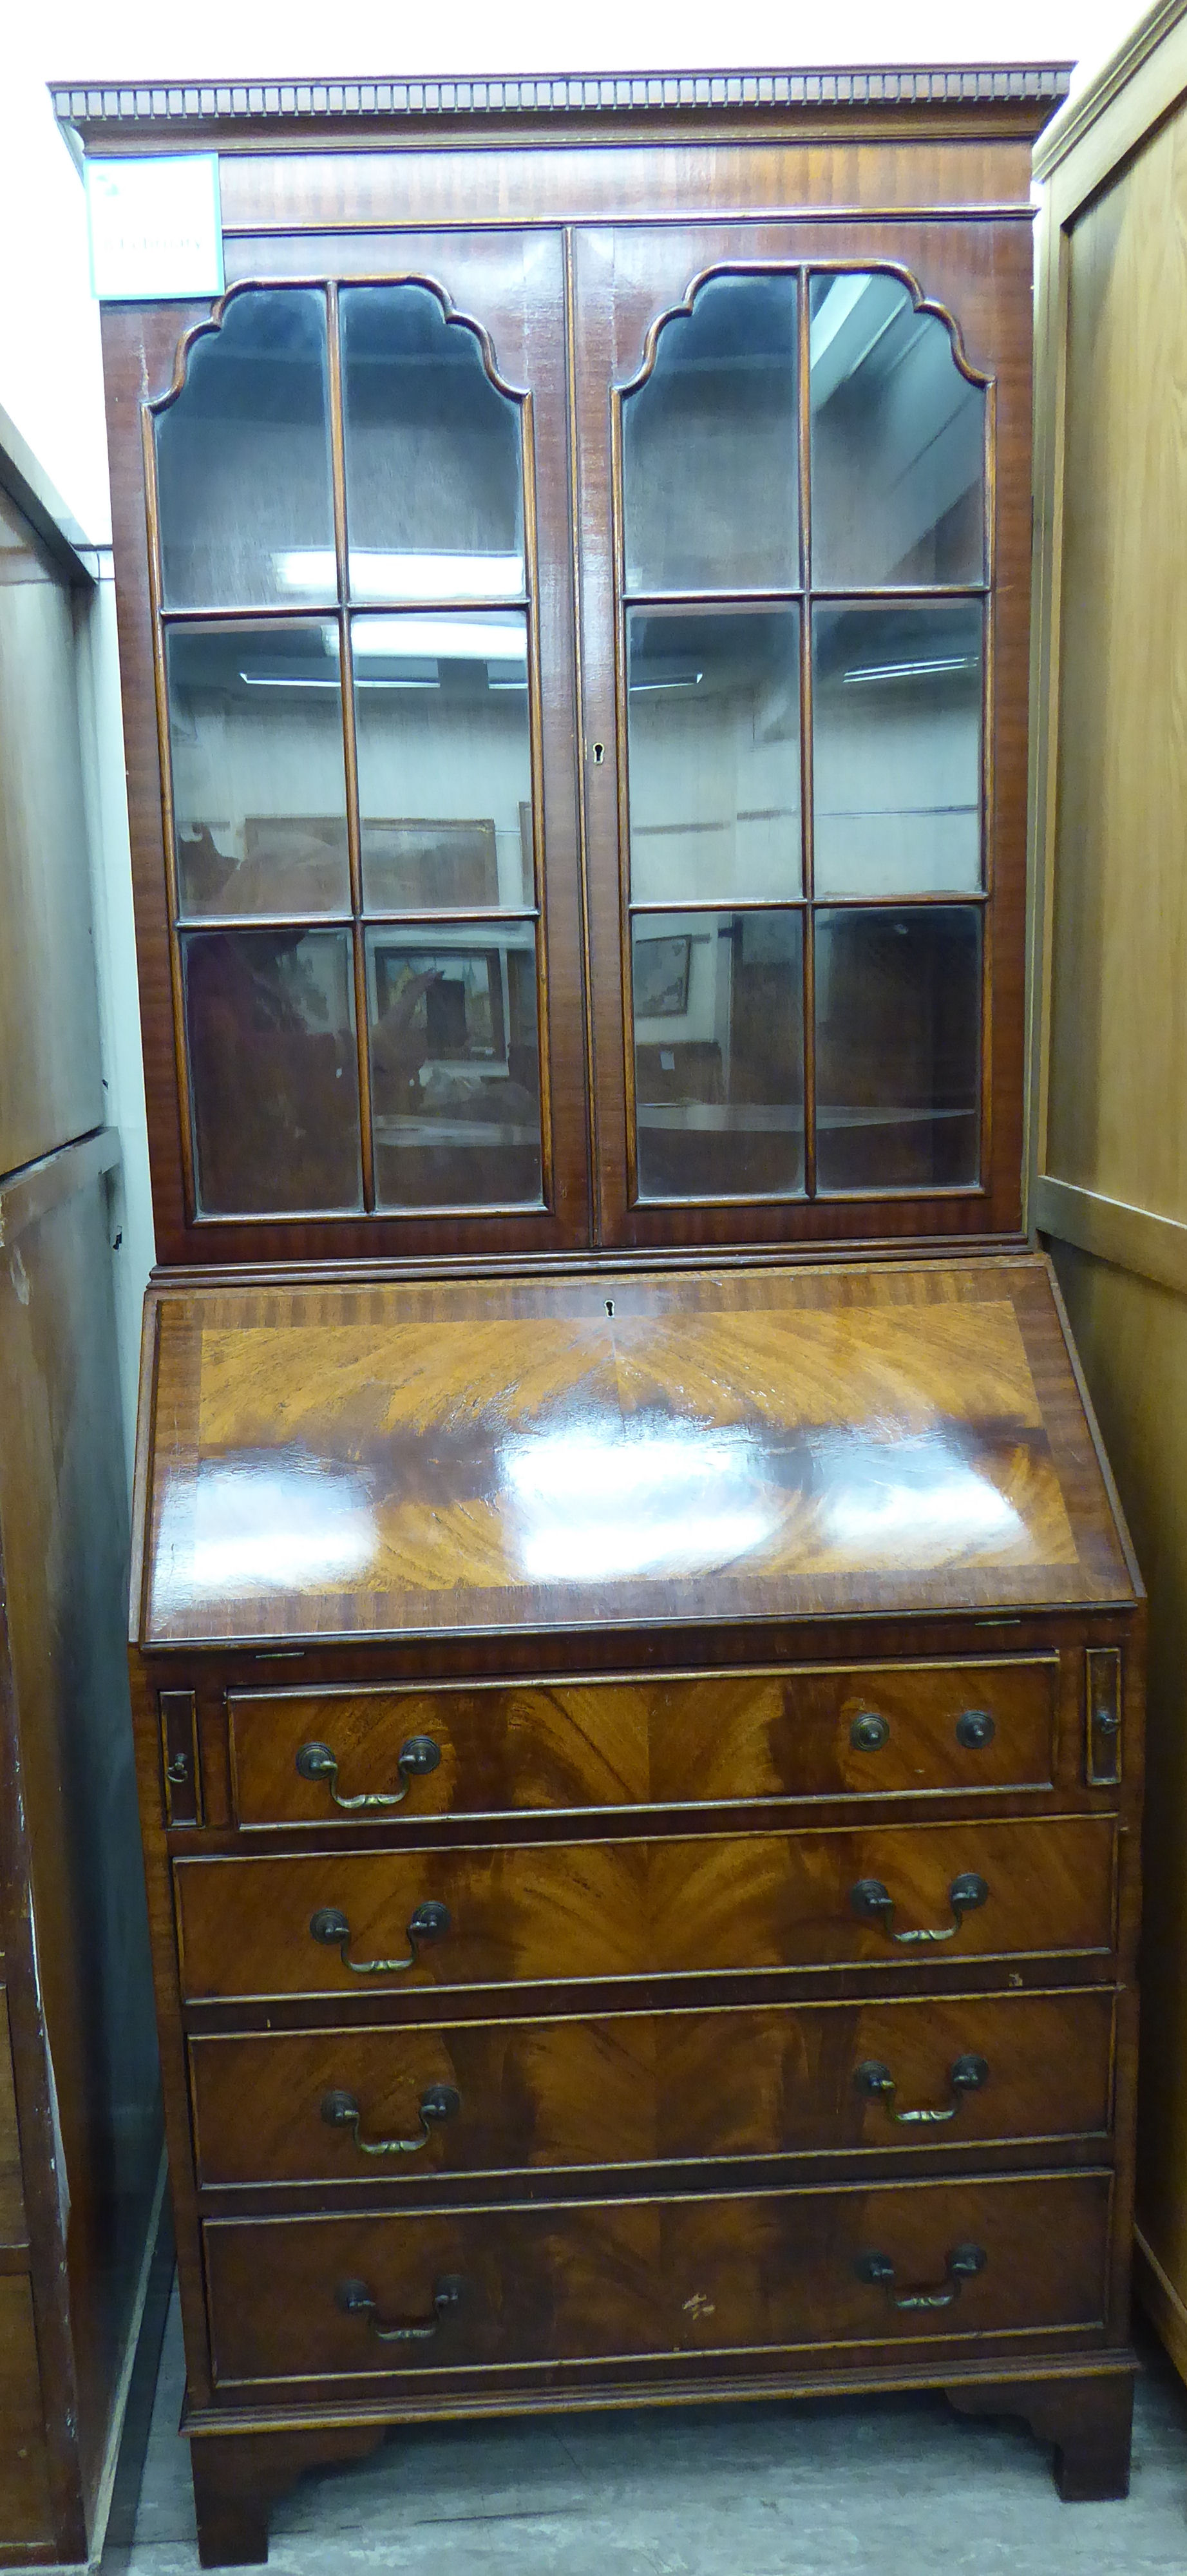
left=0, top=1989, right=23, bottom=2242
left=204, top=2169, right=1112, bottom=2384
left=0, top=2275, right=53, bottom=2546
left=173, top=1815, right=1116, bottom=2001
left=189, top=1987, right=1115, bottom=2186
left=0, top=1150, right=162, bottom=2545
left=229, top=1655, right=1059, bottom=1826
left=140, top=1259, right=1137, bottom=1646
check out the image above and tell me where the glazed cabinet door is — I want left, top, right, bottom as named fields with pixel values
left=108, top=230, right=590, bottom=1259
left=571, top=220, right=1032, bottom=1251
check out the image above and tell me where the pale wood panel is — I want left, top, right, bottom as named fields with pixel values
left=0, top=2276, right=53, bottom=2546
left=1050, top=1242, right=1187, bottom=2332
left=1045, top=101, right=1187, bottom=1221
left=0, top=486, right=103, bottom=1172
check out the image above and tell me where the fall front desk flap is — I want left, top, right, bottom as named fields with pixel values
left=135, top=1257, right=1139, bottom=1646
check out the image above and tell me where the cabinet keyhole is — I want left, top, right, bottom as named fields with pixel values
left=592, top=741, right=605, bottom=765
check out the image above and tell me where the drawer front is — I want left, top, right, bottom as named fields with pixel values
left=205, top=2171, right=1112, bottom=2384
left=190, top=1989, right=1116, bottom=2186
left=229, top=1660, right=1058, bottom=1827
left=175, top=1816, right=1115, bottom=2001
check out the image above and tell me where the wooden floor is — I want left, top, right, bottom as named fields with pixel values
left=107, top=2292, right=1187, bottom=2575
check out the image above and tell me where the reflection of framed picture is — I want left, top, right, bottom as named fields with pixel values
left=372, top=944, right=508, bottom=1066
left=361, top=819, right=499, bottom=911
left=238, top=816, right=350, bottom=912
left=634, top=933, right=692, bottom=1018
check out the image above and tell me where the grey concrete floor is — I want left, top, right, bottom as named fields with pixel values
left=121, top=2291, right=1187, bottom=2574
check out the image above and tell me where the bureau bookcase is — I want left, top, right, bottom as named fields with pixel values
left=54, top=62, right=1146, bottom=2566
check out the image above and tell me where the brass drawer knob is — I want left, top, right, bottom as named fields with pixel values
left=849, top=1873, right=988, bottom=1943
left=854, top=2052, right=989, bottom=2124
left=309, top=1899, right=451, bottom=1975
left=296, top=1733, right=441, bottom=1811
left=850, top=1712, right=889, bottom=1751
left=335, top=2274, right=464, bottom=2343
left=855, top=2242, right=986, bottom=2312
left=320, top=2083, right=460, bottom=2156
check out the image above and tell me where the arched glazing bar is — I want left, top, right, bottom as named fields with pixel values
left=618, top=264, right=990, bottom=1208
left=149, top=280, right=546, bottom=1222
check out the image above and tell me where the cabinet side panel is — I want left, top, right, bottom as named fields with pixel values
left=1049, top=1243, right=1186, bottom=2357
left=0, top=488, right=104, bottom=1172
left=1045, top=101, right=1187, bottom=1222
left=0, top=1152, right=162, bottom=2529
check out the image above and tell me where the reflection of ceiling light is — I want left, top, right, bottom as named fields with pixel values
left=630, top=673, right=704, bottom=692
left=353, top=616, right=527, bottom=662
left=277, top=548, right=524, bottom=600
left=841, top=656, right=977, bottom=685
left=154, top=1457, right=375, bottom=1606
left=813, top=1429, right=1025, bottom=1561
left=825, top=1465, right=1020, bottom=1552
left=240, top=672, right=338, bottom=689
left=502, top=1420, right=779, bottom=1584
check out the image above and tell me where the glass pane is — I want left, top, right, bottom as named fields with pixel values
left=183, top=928, right=363, bottom=1214
left=167, top=623, right=349, bottom=917
left=627, top=607, right=801, bottom=903
left=367, top=926, right=542, bottom=1208
left=812, top=602, right=982, bottom=897
left=809, top=272, right=985, bottom=586
left=341, top=283, right=524, bottom=603
left=354, top=611, right=533, bottom=910
left=632, top=910, right=804, bottom=1199
left=623, top=272, right=799, bottom=594
left=815, top=906, right=981, bottom=1192
left=156, top=289, right=334, bottom=609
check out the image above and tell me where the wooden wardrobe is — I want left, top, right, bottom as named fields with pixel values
left=53, top=61, right=1148, bottom=2565
left=0, top=416, right=162, bottom=2564
left=1030, top=0, right=1187, bottom=2398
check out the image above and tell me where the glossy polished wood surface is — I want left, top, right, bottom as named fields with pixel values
left=229, top=1655, right=1058, bottom=1824
left=139, top=1257, right=1135, bottom=1645
left=189, top=1989, right=1115, bottom=2186
left=174, top=1815, right=1114, bottom=2001
left=204, top=2170, right=1111, bottom=2385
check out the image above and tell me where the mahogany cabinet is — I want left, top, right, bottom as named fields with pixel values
left=53, top=59, right=1148, bottom=2566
